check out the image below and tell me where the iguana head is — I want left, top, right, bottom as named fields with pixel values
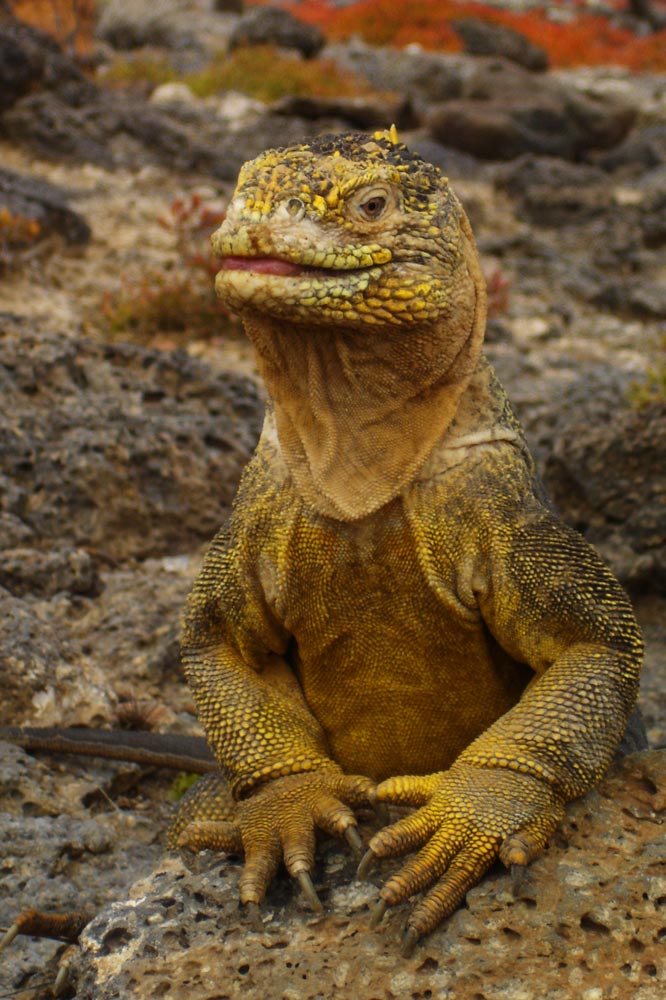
left=212, top=129, right=485, bottom=329
left=211, top=130, right=487, bottom=520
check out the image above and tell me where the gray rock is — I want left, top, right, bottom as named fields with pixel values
left=405, top=134, right=484, bottom=179
left=544, top=388, right=666, bottom=593
left=325, top=41, right=465, bottom=112
left=596, top=123, right=666, bottom=173
left=0, top=16, right=96, bottom=112
left=0, top=742, right=166, bottom=995
left=272, top=93, right=416, bottom=130
left=56, top=750, right=666, bottom=1000
left=452, top=17, right=548, bottom=72
left=229, top=6, right=325, bottom=59
left=0, top=324, right=262, bottom=561
left=494, top=155, right=612, bottom=227
left=97, top=0, right=197, bottom=52
left=0, top=20, right=43, bottom=113
left=0, top=547, right=100, bottom=598
left=428, top=58, right=636, bottom=161
left=2, top=84, right=340, bottom=180
left=0, top=167, right=91, bottom=245
left=0, top=587, right=77, bottom=719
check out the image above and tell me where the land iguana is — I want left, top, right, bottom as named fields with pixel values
left=1, top=128, right=644, bottom=957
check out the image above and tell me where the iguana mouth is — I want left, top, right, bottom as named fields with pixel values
left=221, top=256, right=306, bottom=276
left=220, top=255, right=382, bottom=278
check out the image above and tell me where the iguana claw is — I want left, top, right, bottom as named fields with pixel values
left=356, top=848, right=377, bottom=880
left=344, top=825, right=364, bottom=858
left=0, top=923, right=19, bottom=952
left=244, top=901, right=265, bottom=932
left=296, top=871, right=323, bottom=913
left=401, top=927, right=419, bottom=958
left=369, top=898, right=388, bottom=929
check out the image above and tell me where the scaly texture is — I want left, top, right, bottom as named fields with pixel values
left=175, top=129, right=643, bottom=949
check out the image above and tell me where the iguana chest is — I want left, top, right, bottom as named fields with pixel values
left=259, top=496, right=529, bottom=781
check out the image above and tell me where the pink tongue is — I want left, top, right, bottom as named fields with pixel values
left=221, top=256, right=304, bottom=276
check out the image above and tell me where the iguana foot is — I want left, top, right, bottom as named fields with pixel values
left=0, top=906, right=93, bottom=950
left=172, top=769, right=374, bottom=912
left=360, top=762, right=566, bottom=951
left=1, top=908, right=93, bottom=998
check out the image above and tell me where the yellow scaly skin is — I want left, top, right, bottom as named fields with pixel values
left=171, top=130, right=643, bottom=952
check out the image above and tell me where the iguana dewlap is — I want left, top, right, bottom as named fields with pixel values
left=172, top=129, right=643, bottom=952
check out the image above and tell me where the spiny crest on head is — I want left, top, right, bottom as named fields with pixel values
left=295, top=129, right=440, bottom=178
left=235, top=130, right=446, bottom=217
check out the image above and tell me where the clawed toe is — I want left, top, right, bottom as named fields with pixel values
left=243, top=901, right=265, bottom=932
left=0, top=907, right=92, bottom=947
left=344, top=825, right=364, bottom=858
left=356, top=848, right=377, bottom=880
left=401, top=926, right=419, bottom=958
left=295, top=871, right=324, bottom=913
left=369, top=898, right=388, bottom=929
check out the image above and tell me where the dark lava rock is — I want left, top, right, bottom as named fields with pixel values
left=0, top=742, right=165, bottom=997
left=2, top=91, right=242, bottom=177
left=0, top=547, right=100, bottom=598
left=0, top=19, right=42, bottom=112
left=272, top=92, right=416, bottom=130
left=229, top=6, right=325, bottom=59
left=2, top=75, right=337, bottom=179
left=213, top=0, right=243, bottom=11
left=544, top=383, right=666, bottom=594
left=592, top=279, right=666, bottom=319
left=494, top=155, right=612, bottom=227
left=0, top=16, right=96, bottom=112
left=452, top=17, right=548, bottom=72
left=0, top=586, right=81, bottom=719
left=0, top=167, right=91, bottom=245
left=0, top=18, right=247, bottom=177
left=326, top=41, right=465, bottom=112
left=595, top=122, right=666, bottom=173
left=0, top=324, right=262, bottom=561
left=97, top=0, right=197, bottom=51
left=58, top=750, right=666, bottom=1000
left=407, top=134, right=484, bottom=179
left=428, top=58, right=635, bottom=161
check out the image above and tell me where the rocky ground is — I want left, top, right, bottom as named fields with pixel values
left=1, top=2, right=665, bottom=998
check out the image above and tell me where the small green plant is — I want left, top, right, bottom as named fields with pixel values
left=628, top=342, right=666, bottom=407
left=100, top=52, right=178, bottom=92
left=185, top=45, right=382, bottom=102
left=99, top=44, right=391, bottom=104
left=101, top=194, right=237, bottom=343
left=0, top=207, right=41, bottom=275
left=169, top=772, right=200, bottom=801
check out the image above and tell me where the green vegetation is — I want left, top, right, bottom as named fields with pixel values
left=101, top=44, right=384, bottom=103
left=168, top=772, right=200, bottom=801
left=629, top=344, right=666, bottom=406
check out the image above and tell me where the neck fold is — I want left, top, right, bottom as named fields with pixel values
left=242, top=214, right=487, bottom=520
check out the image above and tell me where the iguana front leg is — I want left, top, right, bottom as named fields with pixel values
left=360, top=508, right=643, bottom=954
left=172, top=528, right=374, bottom=909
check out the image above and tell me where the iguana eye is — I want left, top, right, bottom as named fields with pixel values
left=359, top=195, right=387, bottom=220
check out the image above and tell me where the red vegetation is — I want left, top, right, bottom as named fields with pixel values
left=101, top=194, right=234, bottom=345
left=278, top=0, right=666, bottom=71
left=8, top=0, right=95, bottom=55
left=159, top=193, right=227, bottom=281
